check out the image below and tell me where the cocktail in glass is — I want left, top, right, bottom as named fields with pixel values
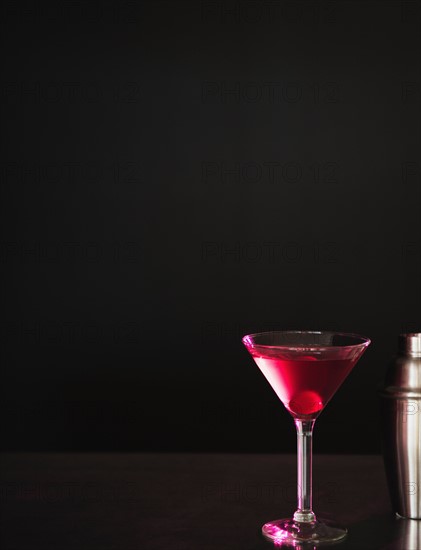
left=242, top=331, right=370, bottom=545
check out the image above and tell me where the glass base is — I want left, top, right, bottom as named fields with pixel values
left=262, top=518, right=347, bottom=546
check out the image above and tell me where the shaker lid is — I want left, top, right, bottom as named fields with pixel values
left=399, top=333, right=421, bottom=356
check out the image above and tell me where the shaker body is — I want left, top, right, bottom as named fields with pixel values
left=381, top=393, right=421, bottom=518
left=380, top=334, right=421, bottom=519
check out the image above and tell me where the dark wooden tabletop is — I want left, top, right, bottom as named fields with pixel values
left=0, top=453, right=418, bottom=550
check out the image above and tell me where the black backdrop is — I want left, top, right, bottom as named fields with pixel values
left=1, top=0, right=420, bottom=453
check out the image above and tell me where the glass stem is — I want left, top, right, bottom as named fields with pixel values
left=293, top=419, right=316, bottom=523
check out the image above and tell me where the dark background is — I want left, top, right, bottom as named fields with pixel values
left=0, top=0, right=420, bottom=454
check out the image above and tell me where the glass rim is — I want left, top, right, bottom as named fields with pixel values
left=242, top=330, right=371, bottom=351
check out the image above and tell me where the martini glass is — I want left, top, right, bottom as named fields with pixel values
left=242, top=331, right=370, bottom=545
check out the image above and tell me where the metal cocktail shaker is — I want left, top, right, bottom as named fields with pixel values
left=380, top=333, right=421, bottom=519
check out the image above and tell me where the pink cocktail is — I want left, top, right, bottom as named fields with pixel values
left=251, top=353, right=360, bottom=417
left=242, top=331, right=370, bottom=545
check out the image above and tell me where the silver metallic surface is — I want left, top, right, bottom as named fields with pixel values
left=380, top=333, right=421, bottom=519
left=399, top=333, right=421, bottom=357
